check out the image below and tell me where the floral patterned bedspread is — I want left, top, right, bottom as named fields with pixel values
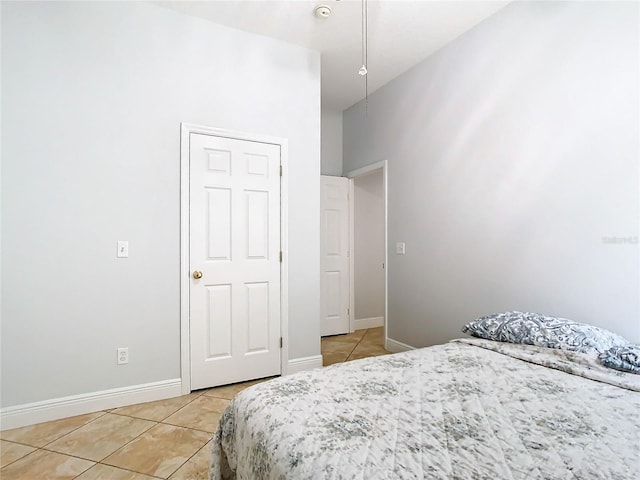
left=210, top=339, right=640, bottom=479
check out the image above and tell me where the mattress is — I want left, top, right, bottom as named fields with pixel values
left=210, top=338, right=640, bottom=479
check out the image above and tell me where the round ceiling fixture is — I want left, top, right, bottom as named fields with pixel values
left=314, top=5, right=332, bottom=19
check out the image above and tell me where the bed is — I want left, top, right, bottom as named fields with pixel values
left=209, top=317, right=640, bottom=479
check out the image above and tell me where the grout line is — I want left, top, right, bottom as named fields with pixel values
left=103, top=389, right=205, bottom=423
left=163, top=437, right=212, bottom=479
left=31, top=446, right=98, bottom=465
left=40, top=426, right=153, bottom=463
left=321, top=327, right=386, bottom=364
left=71, top=456, right=94, bottom=480
left=346, top=327, right=386, bottom=361
left=2, top=410, right=110, bottom=450
left=66, top=461, right=163, bottom=480
left=0, top=443, right=40, bottom=470
left=0, top=437, right=40, bottom=449
left=87, top=462, right=165, bottom=479
left=159, top=418, right=218, bottom=435
left=61, top=420, right=161, bottom=469
left=345, top=329, right=366, bottom=361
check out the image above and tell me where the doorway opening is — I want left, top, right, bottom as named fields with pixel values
left=346, top=160, right=388, bottom=350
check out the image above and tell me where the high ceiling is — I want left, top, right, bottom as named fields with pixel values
left=156, top=1, right=511, bottom=111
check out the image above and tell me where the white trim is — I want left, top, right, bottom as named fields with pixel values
left=179, top=124, right=191, bottom=395
left=0, top=379, right=182, bottom=431
left=345, top=160, right=388, bottom=352
left=285, top=355, right=323, bottom=375
left=382, top=163, right=388, bottom=351
left=348, top=178, right=355, bottom=332
left=345, top=160, right=387, bottom=180
left=280, top=142, right=290, bottom=381
left=385, top=338, right=415, bottom=353
left=180, top=123, right=289, bottom=395
left=354, top=316, right=384, bottom=330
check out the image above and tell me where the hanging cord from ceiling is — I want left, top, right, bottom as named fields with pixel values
left=359, top=0, right=368, bottom=115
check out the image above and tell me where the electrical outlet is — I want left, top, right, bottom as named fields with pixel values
left=117, top=347, right=129, bottom=365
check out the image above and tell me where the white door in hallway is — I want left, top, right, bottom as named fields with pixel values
left=320, top=175, right=350, bottom=336
left=189, top=133, right=281, bottom=390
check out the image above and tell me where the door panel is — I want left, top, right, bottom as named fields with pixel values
left=246, top=282, right=269, bottom=352
left=246, top=190, right=269, bottom=258
left=206, top=187, right=231, bottom=260
left=190, top=133, right=281, bottom=390
left=205, top=284, right=232, bottom=358
left=320, top=176, right=350, bottom=336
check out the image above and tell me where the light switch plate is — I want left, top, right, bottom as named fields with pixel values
left=396, top=242, right=406, bottom=255
left=117, top=241, right=129, bottom=258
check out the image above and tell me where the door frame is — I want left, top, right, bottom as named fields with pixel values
left=345, top=160, right=388, bottom=343
left=179, top=123, right=289, bottom=395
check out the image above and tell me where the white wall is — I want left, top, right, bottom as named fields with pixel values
left=344, top=1, right=639, bottom=346
left=1, top=1, right=320, bottom=409
left=321, top=108, right=343, bottom=176
left=353, top=170, right=385, bottom=321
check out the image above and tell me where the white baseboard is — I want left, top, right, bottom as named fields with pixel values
left=285, top=355, right=323, bottom=375
left=385, top=337, right=415, bottom=353
left=353, top=316, right=384, bottom=330
left=0, top=378, right=182, bottom=431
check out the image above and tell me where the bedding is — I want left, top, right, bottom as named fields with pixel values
left=461, top=311, right=629, bottom=354
left=210, top=338, right=640, bottom=480
left=599, top=344, right=640, bottom=374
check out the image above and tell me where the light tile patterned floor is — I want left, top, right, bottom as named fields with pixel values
left=321, top=326, right=389, bottom=365
left=0, top=328, right=388, bottom=479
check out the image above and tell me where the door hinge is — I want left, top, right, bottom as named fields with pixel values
left=280, top=337, right=283, bottom=348
left=280, top=165, right=283, bottom=177
left=279, top=251, right=283, bottom=262
left=347, top=308, right=350, bottom=318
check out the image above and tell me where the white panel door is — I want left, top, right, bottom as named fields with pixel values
left=190, top=133, right=281, bottom=390
left=320, top=175, right=350, bottom=336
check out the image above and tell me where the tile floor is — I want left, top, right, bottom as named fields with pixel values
left=321, top=326, right=389, bottom=366
left=0, top=328, right=388, bottom=479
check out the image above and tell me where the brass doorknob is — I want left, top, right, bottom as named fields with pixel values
left=192, top=270, right=203, bottom=279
